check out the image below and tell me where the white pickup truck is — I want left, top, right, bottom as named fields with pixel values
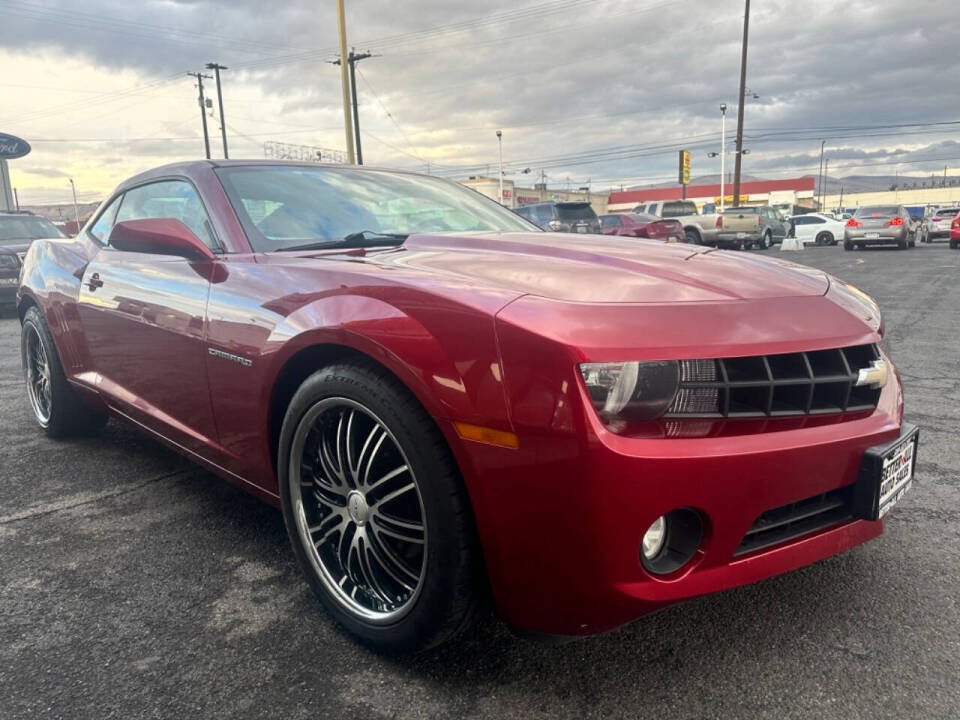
left=632, top=200, right=722, bottom=246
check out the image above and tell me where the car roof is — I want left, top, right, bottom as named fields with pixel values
left=117, top=159, right=425, bottom=192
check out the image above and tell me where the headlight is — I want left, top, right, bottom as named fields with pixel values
left=579, top=360, right=679, bottom=421
left=826, top=277, right=883, bottom=335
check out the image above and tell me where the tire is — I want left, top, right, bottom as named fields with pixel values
left=21, top=306, right=108, bottom=438
left=277, top=361, right=483, bottom=653
left=734, top=238, right=745, bottom=250
left=684, top=228, right=701, bottom=245
left=815, top=232, right=832, bottom=246
left=950, top=239, right=958, bottom=249
left=897, top=239, right=907, bottom=250
left=757, top=231, right=772, bottom=250
left=843, top=240, right=854, bottom=251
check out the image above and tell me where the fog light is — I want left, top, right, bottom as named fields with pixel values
left=641, top=516, right=667, bottom=560
left=640, top=508, right=704, bottom=576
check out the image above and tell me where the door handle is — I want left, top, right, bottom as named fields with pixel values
left=86, top=273, right=103, bottom=291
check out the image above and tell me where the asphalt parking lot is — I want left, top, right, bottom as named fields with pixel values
left=1, top=242, right=958, bottom=720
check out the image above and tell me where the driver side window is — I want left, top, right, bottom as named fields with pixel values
left=114, top=180, right=219, bottom=250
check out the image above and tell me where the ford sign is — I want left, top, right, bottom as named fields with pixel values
left=0, top=133, right=31, bottom=160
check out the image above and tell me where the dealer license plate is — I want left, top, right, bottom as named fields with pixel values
left=853, top=425, right=919, bottom=521
left=668, top=236, right=679, bottom=242
left=865, top=232, right=880, bottom=239
left=736, top=232, right=747, bottom=239
left=0, top=277, right=17, bottom=287
left=576, top=226, right=588, bottom=233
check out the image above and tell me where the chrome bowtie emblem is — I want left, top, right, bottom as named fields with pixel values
left=856, top=358, right=888, bottom=389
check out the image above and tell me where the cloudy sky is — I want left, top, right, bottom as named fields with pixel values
left=1, top=0, right=958, bottom=204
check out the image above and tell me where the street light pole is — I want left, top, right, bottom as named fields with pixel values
left=68, top=178, right=81, bottom=235
left=816, top=140, right=825, bottom=210
left=496, top=130, right=504, bottom=205
left=720, top=103, right=727, bottom=212
left=732, top=0, right=751, bottom=207
left=336, top=0, right=356, bottom=164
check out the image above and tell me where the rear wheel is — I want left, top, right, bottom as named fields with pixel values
left=843, top=240, right=854, bottom=251
left=757, top=231, right=772, bottom=250
left=684, top=228, right=701, bottom=245
left=950, top=239, right=958, bottom=249
left=278, top=361, right=482, bottom=653
left=21, top=306, right=107, bottom=438
left=897, top=238, right=908, bottom=250
left=815, top=232, right=833, bottom=246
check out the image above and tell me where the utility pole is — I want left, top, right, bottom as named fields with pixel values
left=336, top=0, right=356, bottom=164
left=732, top=0, right=750, bottom=207
left=68, top=178, right=81, bottom=234
left=496, top=130, right=504, bottom=204
left=331, top=49, right=373, bottom=165
left=944, top=165, right=948, bottom=187
left=816, top=140, right=825, bottom=210
left=188, top=72, right=212, bottom=159
left=206, top=63, right=229, bottom=159
left=720, top=103, right=727, bottom=212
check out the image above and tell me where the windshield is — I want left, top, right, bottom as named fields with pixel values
left=0, top=215, right=66, bottom=243
left=216, top=165, right=536, bottom=252
left=855, top=206, right=899, bottom=217
left=934, top=208, right=959, bottom=218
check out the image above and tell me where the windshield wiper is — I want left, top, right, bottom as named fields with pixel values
left=279, top=231, right=408, bottom=252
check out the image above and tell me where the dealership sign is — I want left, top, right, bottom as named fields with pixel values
left=0, top=133, right=31, bottom=160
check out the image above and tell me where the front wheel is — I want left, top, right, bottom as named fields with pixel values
left=21, top=306, right=107, bottom=438
left=757, top=232, right=772, bottom=250
left=278, top=362, right=482, bottom=653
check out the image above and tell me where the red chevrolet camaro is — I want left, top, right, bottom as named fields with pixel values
left=17, top=161, right=918, bottom=652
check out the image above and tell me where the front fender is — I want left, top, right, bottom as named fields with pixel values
left=262, top=293, right=512, bottom=430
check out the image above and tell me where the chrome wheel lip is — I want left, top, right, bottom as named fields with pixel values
left=289, top=396, right=427, bottom=625
left=24, top=324, right=52, bottom=426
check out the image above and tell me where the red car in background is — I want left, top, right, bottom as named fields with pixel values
left=950, top=212, right=960, bottom=249
left=17, top=161, right=917, bottom=652
left=600, top=212, right=684, bottom=242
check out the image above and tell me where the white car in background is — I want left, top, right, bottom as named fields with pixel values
left=787, top=212, right=847, bottom=246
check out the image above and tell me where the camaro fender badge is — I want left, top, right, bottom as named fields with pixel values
left=856, top=358, right=888, bottom=389
left=208, top=347, right=253, bottom=367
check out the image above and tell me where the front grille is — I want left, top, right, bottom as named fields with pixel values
left=665, top=344, right=882, bottom=418
left=735, top=486, right=854, bottom=556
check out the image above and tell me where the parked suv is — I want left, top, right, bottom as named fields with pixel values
left=920, top=206, right=960, bottom=243
left=844, top=205, right=914, bottom=250
left=514, top=201, right=601, bottom=234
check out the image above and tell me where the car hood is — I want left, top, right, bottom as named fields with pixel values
left=367, top=232, right=829, bottom=304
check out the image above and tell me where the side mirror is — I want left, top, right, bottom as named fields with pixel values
left=108, top=219, right=215, bottom=262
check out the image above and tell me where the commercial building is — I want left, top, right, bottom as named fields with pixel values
left=606, top=177, right=816, bottom=214
left=824, top=186, right=960, bottom=212
left=459, top=176, right=607, bottom=215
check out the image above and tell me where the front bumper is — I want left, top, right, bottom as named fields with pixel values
left=453, top=355, right=903, bottom=636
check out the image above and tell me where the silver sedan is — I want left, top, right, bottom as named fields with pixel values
left=843, top=205, right=914, bottom=250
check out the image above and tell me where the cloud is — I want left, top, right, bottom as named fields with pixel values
left=1, top=0, right=959, bottom=202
